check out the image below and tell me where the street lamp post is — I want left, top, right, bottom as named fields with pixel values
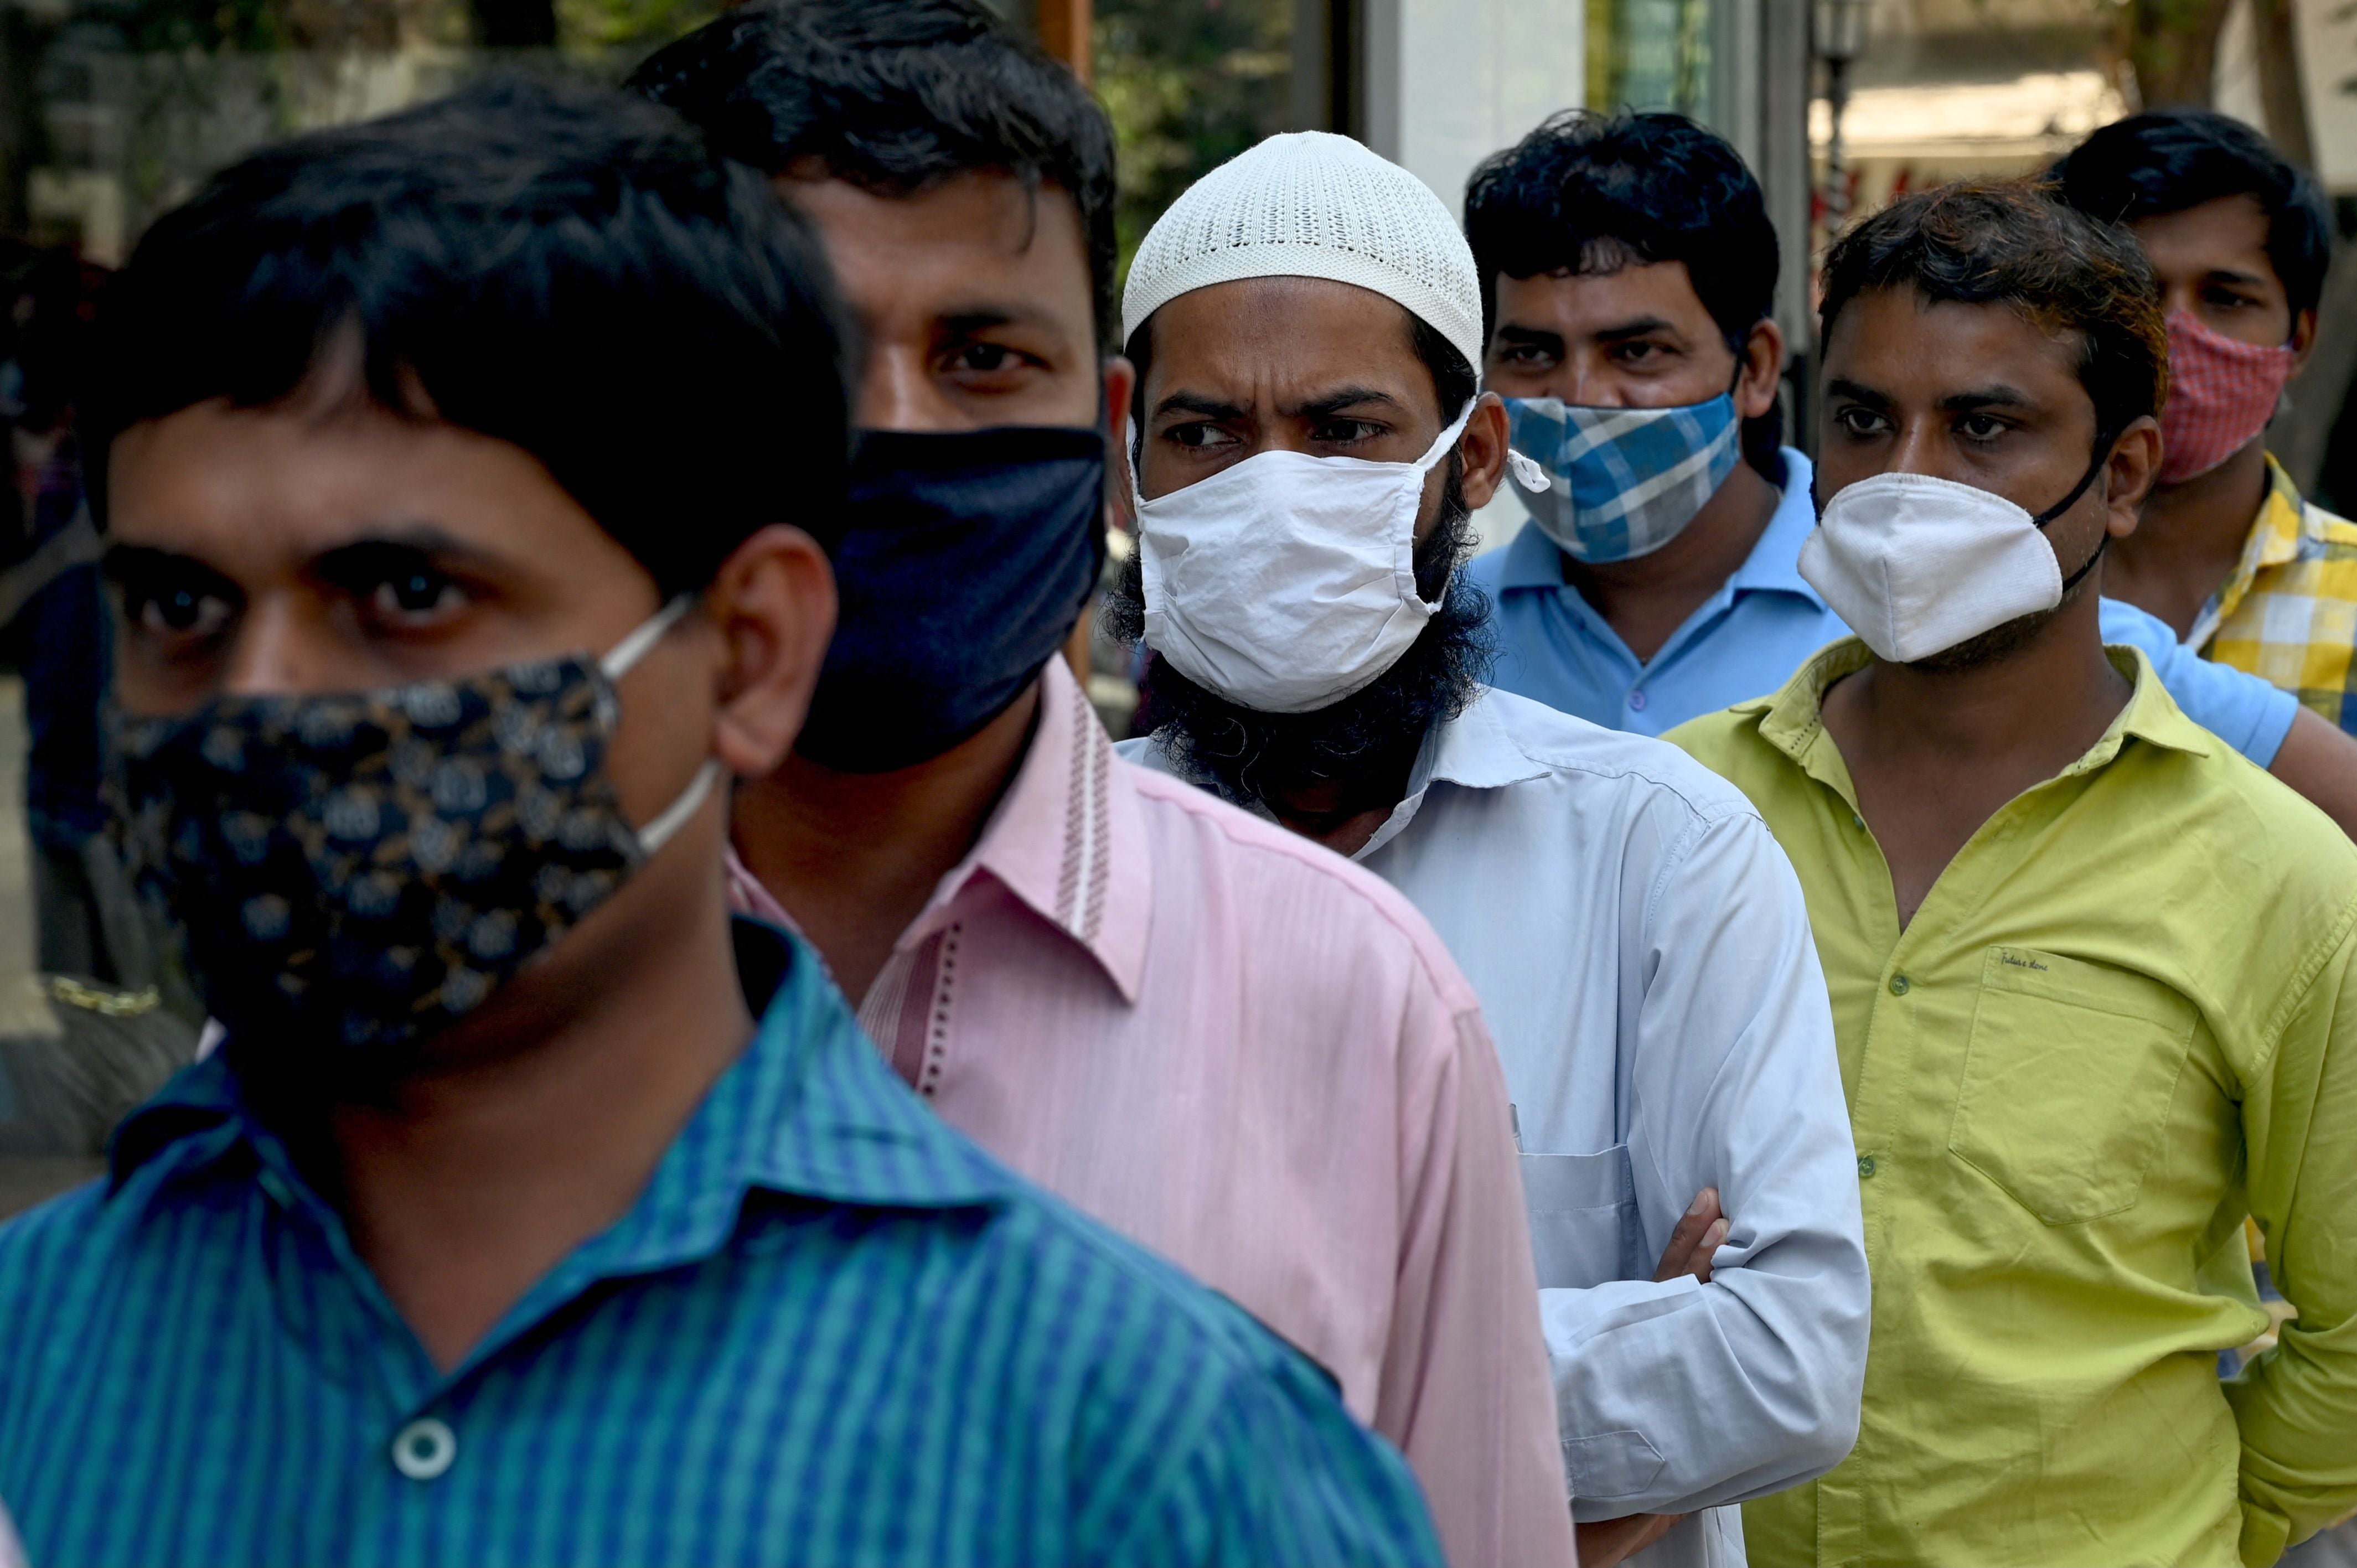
left=1814, top=0, right=1873, bottom=229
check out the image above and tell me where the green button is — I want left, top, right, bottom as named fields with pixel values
left=1889, top=974, right=1910, bottom=996
left=1858, top=1156, right=1877, bottom=1178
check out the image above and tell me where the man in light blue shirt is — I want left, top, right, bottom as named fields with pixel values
left=1112, top=128, right=1868, bottom=1568
left=1464, top=111, right=2357, bottom=834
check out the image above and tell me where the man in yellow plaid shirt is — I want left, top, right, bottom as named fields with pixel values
left=2056, top=110, right=2357, bottom=733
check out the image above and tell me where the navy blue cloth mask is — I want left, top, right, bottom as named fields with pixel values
left=797, top=426, right=1107, bottom=773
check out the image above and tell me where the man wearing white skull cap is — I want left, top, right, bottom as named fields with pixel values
left=1111, top=131, right=1872, bottom=1568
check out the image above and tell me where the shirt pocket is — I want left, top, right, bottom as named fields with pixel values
left=1947, top=945, right=2199, bottom=1225
left=1520, top=1146, right=1648, bottom=1287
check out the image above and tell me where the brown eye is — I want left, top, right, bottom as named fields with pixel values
left=136, top=587, right=232, bottom=639
left=369, top=568, right=463, bottom=622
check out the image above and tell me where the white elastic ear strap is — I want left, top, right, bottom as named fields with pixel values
left=599, top=594, right=696, bottom=680
left=1506, top=450, right=1551, bottom=491
left=1417, top=403, right=1477, bottom=469
left=636, top=759, right=723, bottom=856
left=599, top=594, right=717, bottom=856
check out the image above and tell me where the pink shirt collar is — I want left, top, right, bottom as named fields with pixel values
left=727, top=658, right=1151, bottom=1006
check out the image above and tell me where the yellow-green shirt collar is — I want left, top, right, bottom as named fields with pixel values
left=1738, top=635, right=2215, bottom=803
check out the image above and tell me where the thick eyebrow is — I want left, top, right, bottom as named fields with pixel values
left=307, top=526, right=511, bottom=584
left=1825, top=376, right=2043, bottom=415
left=2200, top=267, right=2275, bottom=292
left=1152, top=390, right=1248, bottom=423
left=934, top=305, right=1072, bottom=342
left=1936, top=384, right=2039, bottom=412
left=101, top=542, right=236, bottom=592
left=1590, top=314, right=1682, bottom=343
left=1492, top=323, right=1566, bottom=352
left=1824, top=376, right=1893, bottom=411
left=1151, top=384, right=1407, bottom=425
left=1286, top=385, right=1404, bottom=420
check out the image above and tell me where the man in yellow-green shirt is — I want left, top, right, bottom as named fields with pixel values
left=1672, top=181, right=2357, bottom=1566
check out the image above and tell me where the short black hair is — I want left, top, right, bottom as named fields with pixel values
left=1464, top=110, right=1782, bottom=471
left=2052, top=109, right=2331, bottom=320
left=1465, top=110, right=1777, bottom=356
left=1821, top=180, right=2168, bottom=443
left=87, top=75, right=854, bottom=593
left=629, top=0, right=1119, bottom=350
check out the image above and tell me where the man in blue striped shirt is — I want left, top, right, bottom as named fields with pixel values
left=0, top=77, right=1438, bottom=1567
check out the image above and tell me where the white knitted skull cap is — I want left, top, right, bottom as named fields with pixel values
left=1120, top=131, right=1485, bottom=378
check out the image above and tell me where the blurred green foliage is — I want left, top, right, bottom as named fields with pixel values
left=555, top=0, right=718, bottom=53
left=1094, top=0, right=1293, bottom=290
left=1587, top=0, right=1715, bottom=118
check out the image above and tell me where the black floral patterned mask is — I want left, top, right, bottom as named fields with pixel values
left=105, top=598, right=719, bottom=1063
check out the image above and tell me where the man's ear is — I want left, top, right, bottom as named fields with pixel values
left=1102, top=353, right=1138, bottom=532
left=2291, top=306, right=2319, bottom=374
left=2103, top=416, right=2164, bottom=537
left=705, top=524, right=837, bottom=779
left=1738, top=318, right=1786, bottom=421
left=1454, top=390, right=1513, bottom=511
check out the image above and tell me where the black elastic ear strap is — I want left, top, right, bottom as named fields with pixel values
left=2039, top=425, right=2123, bottom=595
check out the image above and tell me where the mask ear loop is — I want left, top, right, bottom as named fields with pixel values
left=600, top=594, right=697, bottom=680
left=595, top=593, right=725, bottom=857
left=2031, top=426, right=2122, bottom=596
left=635, top=759, right=723, bottom=856
left=1506, top=449, right=1552, bottom=492
left=1414, top=402, right=1478, bottom=469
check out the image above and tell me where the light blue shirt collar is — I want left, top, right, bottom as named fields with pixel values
left=1491, top=447, right=1827, bottom=614
left=1418, top=689, right=1556, bottom=794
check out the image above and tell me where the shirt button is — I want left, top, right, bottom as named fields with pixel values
left=391, top=1417, right=457, bottom=1481
left=1858, top=1155, right=1878, bottom=1178
left=1626, top=690, right=1648, bottom=711
left=1889, top=974, right=1911, bottom=996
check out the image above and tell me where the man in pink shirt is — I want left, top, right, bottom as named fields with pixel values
left=629, top=5, right=1574, bottom=1565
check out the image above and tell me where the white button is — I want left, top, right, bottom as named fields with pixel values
left=391, top=1417, right=457, bottom=1481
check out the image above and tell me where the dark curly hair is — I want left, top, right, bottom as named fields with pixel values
left=1820, top=179, right=2169, bottom=443
left=629, top=0, right=1119, bottom=349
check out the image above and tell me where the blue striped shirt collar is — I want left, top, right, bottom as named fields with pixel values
left=108, top=917, right=1009, bottom=1239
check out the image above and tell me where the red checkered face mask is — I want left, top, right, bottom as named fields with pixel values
left=2159, top=310, right=2298, bottom=484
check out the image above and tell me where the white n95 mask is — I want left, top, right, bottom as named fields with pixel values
left=1799, top=457, right=2111, bottom=665
left=1138, top=405, right=1472, bottom=713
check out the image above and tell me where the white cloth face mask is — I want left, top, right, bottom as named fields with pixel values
left=1136, top=405, right=1472, bottom=713
left=1799, top=464, right=2108, bottom=665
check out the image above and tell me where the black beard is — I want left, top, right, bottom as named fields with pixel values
left=1104, top=475, right=1492, bottom=815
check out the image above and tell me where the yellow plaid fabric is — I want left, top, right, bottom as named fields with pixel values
left=2197, top=457, right=2357, bottom=732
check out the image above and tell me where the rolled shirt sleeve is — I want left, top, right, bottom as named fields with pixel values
left=2228, top=907, right=2357, bottom=1565
left=1542, top=808, right=1870, bottom=1519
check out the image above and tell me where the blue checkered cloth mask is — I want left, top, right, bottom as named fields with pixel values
left=1503, top=394, right=1742, bottom=563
